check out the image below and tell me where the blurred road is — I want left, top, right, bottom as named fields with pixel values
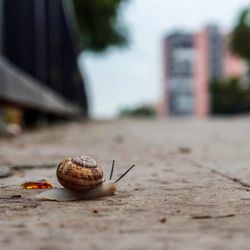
left=1, top=118, right=250, bottom=250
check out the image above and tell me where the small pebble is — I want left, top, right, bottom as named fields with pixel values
left=178, top=147, right=191, bottom=154
left=0, top=166, right=11, bottom=178
left=93, top=209, right=99, bottom=214
left=113, top=135, right=124, bottom=144
left=159, top=218, right=167, bottom=223
left=11, top=194, right=21, bottom=198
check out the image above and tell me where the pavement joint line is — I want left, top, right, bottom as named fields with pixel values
left=10, top=163, right=57, bottom=170
left=191, top=214, right=236, bottom=220
left=188, top=159, right=250, bottom=189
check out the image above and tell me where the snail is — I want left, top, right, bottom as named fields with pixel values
left=36, top=155, right=135, bottom=201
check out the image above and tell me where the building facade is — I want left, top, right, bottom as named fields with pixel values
left=164, top=33, right=195, bottom=115
left=161, top=25, right=246, bottom=117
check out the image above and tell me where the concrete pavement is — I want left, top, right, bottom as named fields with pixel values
left=1, top=118, right=250, bottom=250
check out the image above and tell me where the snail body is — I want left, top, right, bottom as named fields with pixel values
left=36, top=155, right=135, bottom=201
left=36, top=181, right=116, bottom=201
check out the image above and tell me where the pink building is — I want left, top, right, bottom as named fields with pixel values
left=194, top=29, right=210, bottom=118
left=161, top=25, right=246, bottom=117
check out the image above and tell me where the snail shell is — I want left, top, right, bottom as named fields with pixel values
left=57, top=156, right=103, bottom=191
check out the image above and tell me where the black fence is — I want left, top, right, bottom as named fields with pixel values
left=0, top=0, right=88, bottom=125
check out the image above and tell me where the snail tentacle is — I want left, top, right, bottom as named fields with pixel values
left=114, top=165, right=135, bottom=183
left=109, top=160, right=115, bottom=180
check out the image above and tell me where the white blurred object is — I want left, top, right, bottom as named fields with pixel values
left=0, top=120, right=22, bottom=137
left=7, top=124, right=22, bottom=136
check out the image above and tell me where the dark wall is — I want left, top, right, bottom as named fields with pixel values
left=2, top=0, right=88, bottom=115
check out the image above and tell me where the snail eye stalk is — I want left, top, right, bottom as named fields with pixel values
left=109, top=160, right=115, bottom=180
left=114, top=165, right=135, bottom=183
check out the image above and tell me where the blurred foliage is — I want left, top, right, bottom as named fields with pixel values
left=120, top=105, right=156, bottom=117
left=231, top=7, right=250, bottom=65
left=210, top=78, right=250, bottom=114
left=73, top=0, right=129, bottom=52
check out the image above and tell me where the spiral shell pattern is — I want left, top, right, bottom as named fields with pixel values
left=57, top=156, right=103, bottom=191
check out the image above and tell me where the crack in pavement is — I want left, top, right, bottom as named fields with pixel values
left=11, top=163, right=57, bottom=170
left=191, top=214, right=235, bottom=220
left=188, top=159, right=250, bottom=189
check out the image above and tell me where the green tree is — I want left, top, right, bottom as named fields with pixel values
left=73, top=0, right=129, bottom=52
left=210, top=78, right=250, bottom=114
left=120, top=105, right=156, bottom=117
left=231, top=7, right=250, bottom=78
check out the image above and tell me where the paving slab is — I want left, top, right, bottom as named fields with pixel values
left=1, top=118, right=250, bottom=250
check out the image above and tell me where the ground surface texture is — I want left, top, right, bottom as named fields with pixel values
left=1, top=118, right=250, bottom=250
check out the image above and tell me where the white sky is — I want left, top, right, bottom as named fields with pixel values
left=79, top=0, right=250, bottom=119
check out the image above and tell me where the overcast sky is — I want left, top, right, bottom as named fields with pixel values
left=79, top=0, right=250, bottom=119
